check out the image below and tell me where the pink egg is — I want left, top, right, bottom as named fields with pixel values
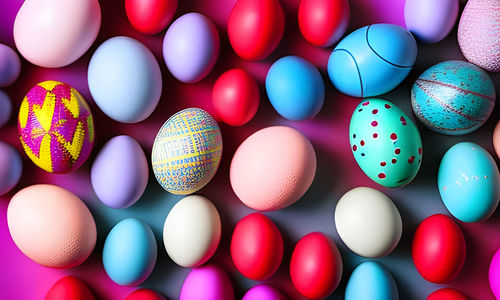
left=179, top=264, right=234, bottom=300
left=243, top=285, right=288, bottom=300
left=230, top=126, right=316, bottom=211
left=489, top=248, right=500, bottom=298
left=493, top=120, right=500, bottom=159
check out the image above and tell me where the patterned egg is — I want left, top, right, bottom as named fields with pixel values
left=349, top=99, right=422, bottom=188
left=411, top=60, right=495, bottom=135
left=18, top=81, right=94, bottom=173
left=152, top=108, right=222, bottom=195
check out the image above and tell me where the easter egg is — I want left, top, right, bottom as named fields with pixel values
left=13, top=0, right=101, bottom=68
left=404, top=0, right=459, bottom=43
left=243, top=285, right=288, bottom=300
left=212, top=68, right=260, bottom=126
left=7, top=184, right=97, bottom=268
left=494, top=120, right=500, bottom=159
left=163, top=195, right=221, bottom=267
left=228, top=0, right=285, bottom=60
left=298, top=0, right=350, bottom=47
left=231, top=213, right=284, bottom=280
left=411, top=60, right=495, bottom=135
left=265, top=56, right=325, bottom=120
left=163, top=13, right=219, bottom=83
left=91, top=135, right=149, bottom=208
left=18, top=81, right=94, bottom=173
left=45, top=276, right=95, bottom=300
left=0, top=141, right=22, bottom=196
left=125, top=289, right=166, bottom=300
left=151, top=108, right=222, bottom=195
left=103, top=218, right=157, bottom=286
left=88, top=36, right=162, bottom=123
left=458, top=0, right=500, bottom=72
left=489, top=248, right=500, bottom=298
left=0, top=90, right=12, bottom=127
left=427, top=288, right=468, bottom=300
left=349, top=99, right=422, bottom=187
left=0, top=44, right=21, bottom=87
left=179, top=264, right=234, bottom=300
left=290, top=232, right=343, bottom=299
left=412, top=214, right=466, bottom=283
left=125, top=0, right=177, bottom=35
left=345, top=261, right=398, bottom=300
left=438, top=142, right=500, bottom=222
left=328, top=24, right=417, bottom=97
left=230, top=126, right=316, bottom=211
left=335, top=187, right=402, bottom=258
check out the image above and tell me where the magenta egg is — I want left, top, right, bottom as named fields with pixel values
left=179, top=265, right=234, bottom=300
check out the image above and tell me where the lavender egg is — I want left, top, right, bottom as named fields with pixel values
left=0, top=141, right=22, bottom=196
left=0, top=44, right=21, bottom=87
left=0, top=90, right=12, bottom=128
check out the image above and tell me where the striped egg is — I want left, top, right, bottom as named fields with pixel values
left=411, top=60, right=495, bottom=135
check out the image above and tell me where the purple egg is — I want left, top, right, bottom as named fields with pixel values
left=243, top=285, right=288, bottom=300
left=0, top=141, right=22, bottom=196
left=0, top=44, right=21, bottom=87
left=0, top=90, right=12, bottom=128
left=180, top=264, right=233, bottom=300
left=91, top=135, right=149, bottom=208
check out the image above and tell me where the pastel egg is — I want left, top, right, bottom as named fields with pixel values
left=328, top=23, right=417, bottom=97
left=125, top=289, right=167, bottom=300
left=349, top=99, right=422, bottom=188
left=427, top=288, right=468, bottom=300
left=103, top=218, right=157, bottom=286
left=163, top=195, right=221, bottom=267
left=0, top=90, right=12, bottom=127
left=231, top=213, right=283, bottom=280
left=230, top=126, right=316, bottom=211
left=163, top=13, right=219, bottom=83
left=13, top=0, right=101, bottom=68
left=151, top=108, right=222, bottom=195
left=242, top=285, right=288, bottom=300
left=0, top=141, right=22, bottom=196
left=265, top=56, right=324, bottom=120
left=0, top=44, right=21, bottom=87
left=345, top=261, right=398, bottom=300
left=411, top=60, right=495, bottom=135
left=412, top=214, right=466, bottom=283
left=7, top=184, right=97, bottom=268
left=88, top=36, right=162, bottom=123
left=45, top=276, right=95, bottom=300
left=125, top=0, right=177, bottom=35
left=458, top=0, right=500, bottom=72
left=179, top=264, right=234, bottom=300
left=290, top=232, right=343, bottom=299
left=489, top=248, right=500, bottom=298
left=494, top=120, right=500, bottom=159
left=438, top=142, right=500, bottom=222
left=335, top=187, right=402, bottom=258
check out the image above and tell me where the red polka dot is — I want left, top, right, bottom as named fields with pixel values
left=371, top=121, right=378, bottom=127
left=373, top=133, right=378, bottom=138
left=378, top=173, right=386, bottom=179
left=360, top=140, right=365, bottom=146
left=362, top=101, right=370, bottom=106
left=372, top=109, right=378, bottom=114
left=385, top=104, right=391, bottom=109
left=352, top=145, right=357, bottom=151
left=418, top=147, right=422, bottom=155
left=400, top=116, right=407, bottom=125
left=380, top=161, right=386, bottom=166
left=390, top=133, right=397, bottom=140
left=391, top=158, right=397, bottom=164
left=408, top=156, right=415, bottom=163
left=395, top=148, right=401, bottom=155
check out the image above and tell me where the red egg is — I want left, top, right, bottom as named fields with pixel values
left=230, top=213, right=284, bottom=280
left=125, top=0, right=177, bottom=35
left=212, top=68, right=260, bottom=126
left=290, top=232, right=343, bottom=299
left=412, top=214, right=466, bottom=283
left=125, top=288, right=167, bottom=300
left=45, top=276, right=95, bottom=300
left=427, top=288, right=468, bottom=300
left=227, top=0, right=285, bottom=60
left=298, top=0, right=350, bottom=47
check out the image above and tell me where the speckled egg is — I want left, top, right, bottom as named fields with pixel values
left=349, top=99, right=422, bottom=188
left=411, top=60, right=495, bottom=135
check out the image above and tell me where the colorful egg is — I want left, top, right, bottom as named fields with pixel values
left=18, top=81, right=94, bottom=173
left=163, top=13, right=219, bottom=83
left=438, top=142, right=500, bottom=222
left=412, top=214, right=466, bottom=283
left=13, top=0, right=101, bottom=68
left=298, top=0, right=350, bottom=47
left=152, top=108, right=222, bottom=195
left=349, top=99, right=422, bottom=187
left=494, top=120, right=500, bottom=159
left=125, top=0, right=177, bottom=35
left=265, top=56, right=324, bottom=120
left=231, top=213, right=283, bottom=280
left=290, top=232, right=343, bottom=299
left=328, top=24, right=417, bottom=97
left=411, top=60, right=495, bottom=135
left=427, top=288, right=468, bottom=300
left=179, top=264, right=234, bottom=300
left=489, top=248, right=500, bottom=298
left=345, top=261, right=398, bottom=300
left=125, top=289, right=166, bottom=300
left=7, top=184, right=97, bottom=268
left=103, top=218, right=157, bottom=286
left=45, top=276, right=95, bottom=300
left=230, top=126, right=316, bottom=211
left=0, top=141, right=22, bottom=196
left=0, top=44, right=21, bottom=87
left=458, top=0, right=500, bottom=72
left=0, top=90, right=12, bottom=127
left=228, top=0, right=285, bottom=60
left=242, top=285, right=288, bottom=300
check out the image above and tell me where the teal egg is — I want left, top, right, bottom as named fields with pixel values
left=349, top=99, right=422, bottom=187
left=438, top=142, right=500, bottom=222
left=345, top=261, right=399, bottom=300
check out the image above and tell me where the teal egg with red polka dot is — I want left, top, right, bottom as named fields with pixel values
left=349, top=99, right=423, bottom=187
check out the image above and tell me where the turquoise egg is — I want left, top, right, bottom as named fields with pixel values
left=349, top=99, right=423, bottom=187
left=438, top=142, right=500, bottom=222
left=345, top=261, right=399, bottom=300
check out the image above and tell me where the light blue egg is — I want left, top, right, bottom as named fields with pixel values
left=438, top=142, right=500, bottom=222
left=345, top=261, right=399, bottom=300
left=88, top=36, right=162, bottom=123
left=265, top=56, right=324, bottom=120
left=103, top=218, right=157, bottom=286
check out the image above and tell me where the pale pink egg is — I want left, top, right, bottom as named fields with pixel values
left=494, top=120, right=500, bottom=159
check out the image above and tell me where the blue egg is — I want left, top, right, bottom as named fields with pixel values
left=345, top=261, right=399, bottom=300
left=328, top=24, right=417, bottom=98
left=265, top=56, right=324, bottom=120
left=103, top=218, right=157, bottom=286
left=0, top=141, right=22, bottom=196
left=88, top=36, right=162, bottom=123
left=438, top=142, right=500, bottom=222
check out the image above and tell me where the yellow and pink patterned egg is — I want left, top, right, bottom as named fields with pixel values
left=18, top=81, right=94, bottom=173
